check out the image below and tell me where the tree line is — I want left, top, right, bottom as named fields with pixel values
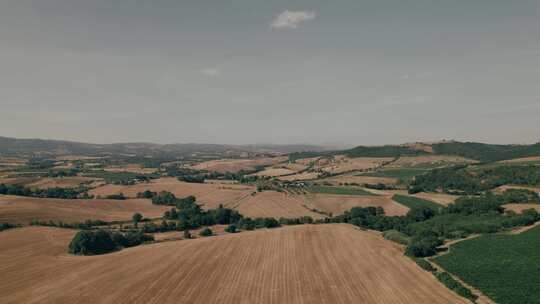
left=0, top=183, right=89, bottom=199
left=409, top=164, right=540, bottom=194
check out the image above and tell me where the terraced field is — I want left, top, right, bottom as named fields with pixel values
left=0, top=195, right=169, bottom=224
left=0, top=225, right=469, bottom=304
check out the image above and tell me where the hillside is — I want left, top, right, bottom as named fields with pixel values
left=289, top=141, right=540, bottom=163
left=0, top=136, right=329, bottom=158
left=0, top=225, right=469, bottom=304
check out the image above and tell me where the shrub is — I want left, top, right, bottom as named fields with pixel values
left=0, top=222, right=20, bottom=231
left=406, top=231, right=443, bottom=257
left=68, top=229, right=153, bottom=255
left=132, top=213, right=143, bottom=227
left=383, top=229, right=411, bottom=245
left=225, top=224, right=238, bottom=233
left=105, top=193, right=127, bottom=200
left=199, top=228, right=213, bottom=237
left=68, top=230, right=118, bottom=255
left=413, top=258, right=436, bottom=272
left=435, top=272, right=478, bottom=301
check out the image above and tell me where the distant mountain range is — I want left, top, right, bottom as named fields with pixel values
left=1, top=136, right=539, bottom=162
left=0, top=136, right=334, bottom=157
left=290, top=140, right=540, bottom=163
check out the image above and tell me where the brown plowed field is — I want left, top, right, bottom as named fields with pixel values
left=190, top=156, right=287, bottom=173
left=0, top=195, right=169, bottom=224
left=502, top=203, right=540, bottom=214
left=25, top=177, right=99, bottom=189
left=318, top=156, right=393, bottom=174
left=234, top=191, right=324, bottom=219
left=104, top=164, right=158, bottom=174
left=277, top=172, right=320, bottom=181
left=495, top=185, right=540, bottom=195
left=89, top=178, right=255, bottom=210
left=250, top=168, right=296, bottom=177
left=302, top=194, right=409, bottom=216
left=0, top=177, right=40, bottom=186
left=499, top=156, right=540, bottom=163
left=0, top=225, right=468, bottom=304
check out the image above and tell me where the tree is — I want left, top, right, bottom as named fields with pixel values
left=132, top=213, right=143, bottom=228
left=225, top=224, right=237, bottom=233
left=405, top=231, right=443, bottom=257
left=199, top=227, right=213, bottom=237
left=68, top=230, right=118, bottom=255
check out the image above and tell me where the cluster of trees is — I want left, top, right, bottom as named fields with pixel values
left=46, top=168, right=80, bottom=177
left=0, top=222, right=21, bottom=231
left=30, top=219, right=109, bottom=230
left=104, top=193, right=127, bottom=200
left=165, top=167, right=261, bottom=184
left=431, top=141, right=540, bottom=162
left=163, top=202, right=243, bottom=230
left=0, top=184, right=88, bottom=199
left=364, top=183, right=397, bottom=190
left=323, top=189, right=540, bottom=257
left=410, top=165, right=540, bottom=194
left=68, top=229, right=154, bottom=255
left=85, top=171, right=158, bottom=185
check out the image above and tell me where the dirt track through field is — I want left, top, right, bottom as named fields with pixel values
left=0, top=225, right=469, bottom=304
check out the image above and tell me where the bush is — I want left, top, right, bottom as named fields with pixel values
left=225, top=224, right=238, bottom=233
left=383, top=230, right=411, bottom=245
left=406, top=231, right=443, bottom=257
left=68, top=229, right=153, bottom=255
left=199, top=228, right=213, bottom=237
left=137, top=190, right=157, bottom=199
left=435, top=272, right=478, bottom=301
left=413, top=258, right=436, bottom=272
left=105, top=193, right=127, bottom=200
left=0, top=222, right=21, bottom=231
left=68, top=230, right=118, bottom=255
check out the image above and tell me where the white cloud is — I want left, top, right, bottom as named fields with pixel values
left=271, top=10, right=316, bottom=29
left=201, top=68, right=221, bottom=77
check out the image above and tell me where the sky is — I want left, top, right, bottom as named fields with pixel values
left=1, top=0, right=539, bottom=146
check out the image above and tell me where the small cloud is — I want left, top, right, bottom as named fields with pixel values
left=201, top=68, right=221, bottom=77
left=271, top=10, right=316, bottom=29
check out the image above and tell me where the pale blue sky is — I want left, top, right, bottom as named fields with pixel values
left=1, top=0, right=539, bottom=145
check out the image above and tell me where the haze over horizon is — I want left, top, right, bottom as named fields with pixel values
left=2, top=0, right=539, bottom=145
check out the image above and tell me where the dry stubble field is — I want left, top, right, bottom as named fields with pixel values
left=89, top=178, right=255, bottom=210
left=190, top=156, right=287, bottom=173
left=0, top=195, right=169, bottom=224
left=0, top=224, right=468, bottom=304
left=302, top=193, right=409, bottom=216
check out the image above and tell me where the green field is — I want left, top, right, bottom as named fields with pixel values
left=359, top=168, right=428, bottom=182
left=433, top=225, right=540, bottom=304
left=307, top=185, right=376, bottom=196
left=392, top=194, right=442, bottom=211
